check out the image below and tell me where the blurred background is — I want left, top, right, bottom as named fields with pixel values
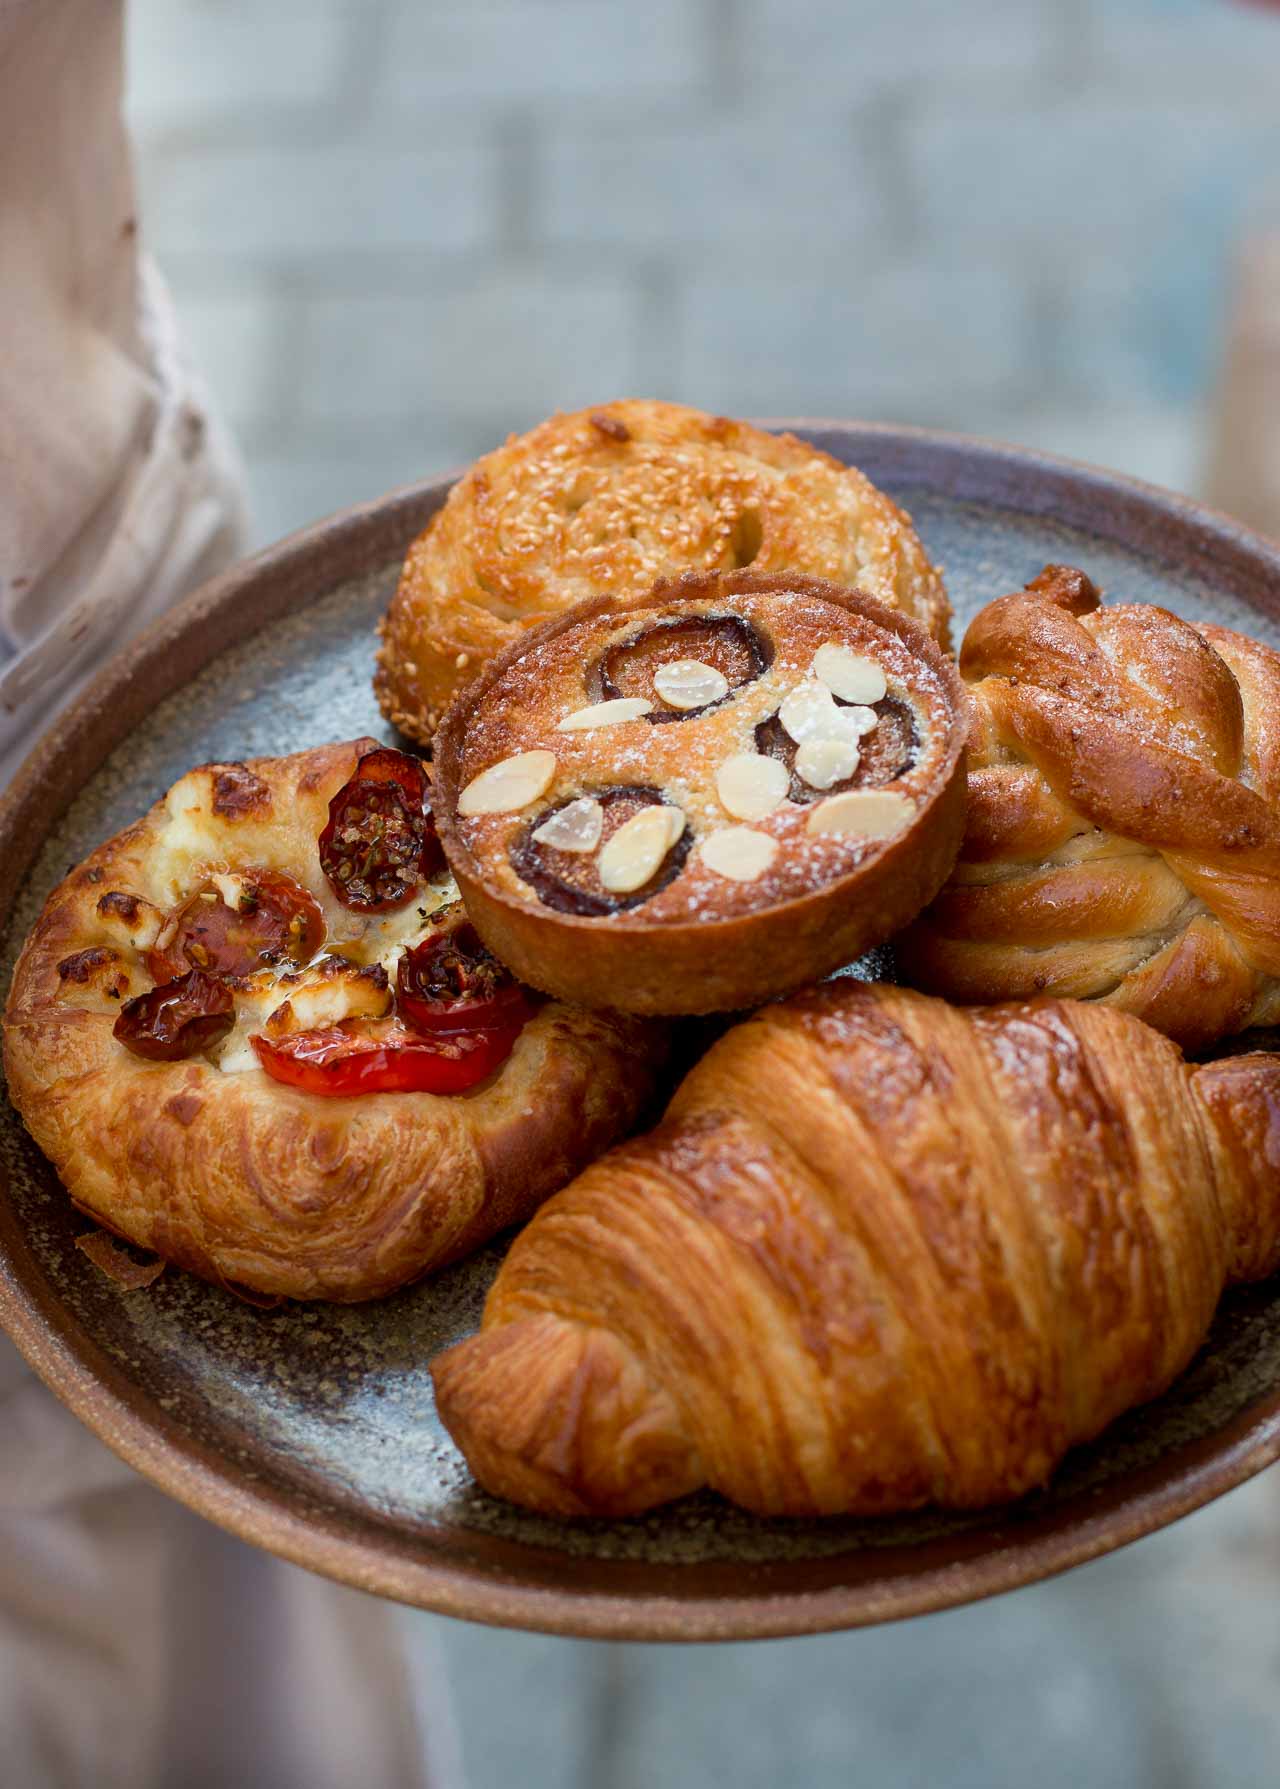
left=123, top=2, right=1280, bottom=1785
left=127, top=0, right=1280, bottom=549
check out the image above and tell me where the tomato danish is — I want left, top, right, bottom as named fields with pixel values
left=3, top=739, right=665, bottom=1301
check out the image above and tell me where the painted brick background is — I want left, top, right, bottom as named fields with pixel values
left=122, top=5, right=1280, bottom=1786
left=127, top=0, right=1280, bottom=546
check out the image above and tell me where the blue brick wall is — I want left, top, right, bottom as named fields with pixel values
left=127, top=0, right=1280, bottom=544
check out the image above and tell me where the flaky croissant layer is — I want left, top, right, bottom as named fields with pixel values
left=432, top=983, right=1280, bottom=1519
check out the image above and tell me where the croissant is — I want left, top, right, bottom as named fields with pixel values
left=897, top=564, right=1280, bottom=1051
left=431, top=981, right=1280, bottom=1519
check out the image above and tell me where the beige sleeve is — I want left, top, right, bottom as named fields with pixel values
left=0, top=0, right=247, bottom=783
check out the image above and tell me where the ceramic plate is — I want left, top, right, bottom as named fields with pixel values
left=3, top=424, right=1280, bottom=1640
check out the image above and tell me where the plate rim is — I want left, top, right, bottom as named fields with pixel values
left=4, top=420, right=1280, bottom=1641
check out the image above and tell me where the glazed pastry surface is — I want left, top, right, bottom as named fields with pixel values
left=375, top=399, right=951, bottom=742
left=899, top=565, right=1280, bottom=1050
left=432, top=981, right=1280, bottom=1518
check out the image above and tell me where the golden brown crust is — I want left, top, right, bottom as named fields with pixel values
left=4, top=741, right=666, bottom=1302
left=374, top=400, right=952, bottom=743
left=898, top=566, right=1280, bottom=1051
left=432, top=571, right=970, bottom=1015
left=432, top=982, right=1280, bottom=1519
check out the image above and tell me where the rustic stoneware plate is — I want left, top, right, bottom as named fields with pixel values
left=3, top=424, right=1280, bottom=1642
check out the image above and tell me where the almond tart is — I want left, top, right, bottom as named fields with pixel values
left=433, top=571, right=969, bottom=1015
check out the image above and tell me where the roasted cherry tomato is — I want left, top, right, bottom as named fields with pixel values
left=148, top=869, right=325, bottom=983
left=349, top=747, right=428, bottom=793
left=319, top=746, right=444, bottom=912
left=250, top=1018, right=521, bottom=1097
left=114, top=971, right=234, bottom=1061
left=396, top=919, right=530, bottom=1034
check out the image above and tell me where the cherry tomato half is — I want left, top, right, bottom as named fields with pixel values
left=349, top=747, right=429, bottom=794
left=396, top=920, right=530, bottom=1034
left=148, top=869, right=325, bottom=983
left=251, top=1018, right=522, bottom=1097
left=114, top=971, right=235, bottom=1061
left=319, top=746, right=444, bottom=912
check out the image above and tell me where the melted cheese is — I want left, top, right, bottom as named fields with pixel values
left=153, top=773, right=238, bottom=902
left=326, top=876, right=458, bottom=978
left=211, top=975, right=283, bottom=1076
left=94, top=894, right=164, bottom=953
left=108, top=794, right=463, bottom=1076
left=271, top=963, right=391, bottom=1034
left=209, top=875, right=459, bottom=1075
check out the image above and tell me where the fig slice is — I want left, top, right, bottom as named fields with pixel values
left=511, top=786, right=691, bottom=915
left=755, top=695, right=918, bottom=804
left=597, top=614, right=770, bottom=721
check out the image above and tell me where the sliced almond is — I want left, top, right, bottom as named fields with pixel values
left=699, top=827, right=778, bottom=883
left=778, top=681, right=875, bottom=747
left=795, top=735, right=860, bottom=790
left=458, top=750, right=557, bottom=816
left=556, top=697, right=651, bottom=731
left=841, top=704, right=880, bottom=739
left=813, top=643, right=888, bottom=706
left=598, top=805, right=685, bottom=894
left=778, top=679, right=839, bottom=743
left=806, top=789, right=916, bottom=839
left=715, top=752, right=790, bottom=821
left=531, top=797, right=604, bottom=853
left=653, top=658, right=730, bottom=711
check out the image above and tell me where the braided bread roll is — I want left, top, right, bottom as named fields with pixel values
left=431, top=981, right=1280, bottom=1518
left=898, top=565, right=1280, bottom=1050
